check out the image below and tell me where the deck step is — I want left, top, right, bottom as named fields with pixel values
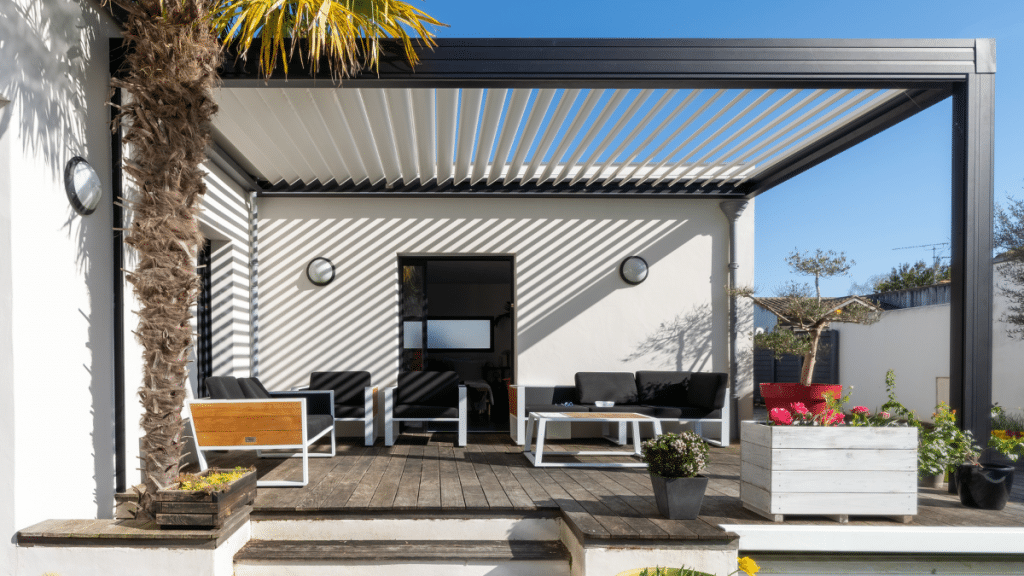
left=234, top=539, right=571, bottom=576
left=250, top=512, right=561, bottom=541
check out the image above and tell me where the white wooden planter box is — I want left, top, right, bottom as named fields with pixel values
left=740, top=420, right=918, bottom=523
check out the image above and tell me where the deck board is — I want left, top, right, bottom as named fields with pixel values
left=200, top=432, right=1024, bottom=541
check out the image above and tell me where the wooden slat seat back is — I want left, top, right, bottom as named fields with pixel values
left=189, top=399, right=304, bottom=448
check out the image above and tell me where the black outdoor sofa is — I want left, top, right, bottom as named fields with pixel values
left=520, top=371, right=729, bottom=446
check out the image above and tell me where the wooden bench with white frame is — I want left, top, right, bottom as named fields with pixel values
left=189, top=377, right=337, bottom=487
left=186, top=397, right=335, bottom=487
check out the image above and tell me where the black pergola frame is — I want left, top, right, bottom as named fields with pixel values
left=109, top=37, right=995, bottom=490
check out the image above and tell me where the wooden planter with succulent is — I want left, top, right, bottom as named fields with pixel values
left=153, top=467, right=256, bottom=529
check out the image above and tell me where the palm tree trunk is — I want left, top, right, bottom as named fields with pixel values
left=799, top=328, right=822, bottom=386
left=112, top=0, right=222, bottom=518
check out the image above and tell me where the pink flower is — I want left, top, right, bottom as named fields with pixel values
left=790, top=402, right=810, bottom=415
left=880, top=411, right=891, bottom=419
left=769, top=407, right=793, bottom=425
left=851, top=406, right=869, bottom=415
left=825, top=409, right=845, bottom=425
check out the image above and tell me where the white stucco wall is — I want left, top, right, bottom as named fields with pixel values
left=192, top=164, right=254, bottom=391
left=255, top=197, right=755, bottom=406
left=837, top=266, right=1024, bottom=420
left=0, top=1, right=120, bottom=574
left=837, top=305, right=950, bottom=419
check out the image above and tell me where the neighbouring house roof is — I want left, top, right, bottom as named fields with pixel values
left=752, top=295, right=881, bottom=327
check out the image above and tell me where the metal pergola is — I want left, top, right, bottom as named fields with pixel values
left=110, top=38, right=995, bottom=490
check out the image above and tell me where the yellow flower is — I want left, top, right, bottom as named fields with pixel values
left=737, top=557, right=760, bottom=575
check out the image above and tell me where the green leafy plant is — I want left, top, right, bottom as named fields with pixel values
left=918, top=402, right=980, bottom=478
left=991, top=403, right=1024, bottom=433
left=873, top=260, right=950, bottom=292
left=989, top=404, right=1024, bottom=461
left=174, top=466, right=254, bottom=494
left=733, top=248, right=881, bottom=385
left=641, top=432, right=709, bottom=478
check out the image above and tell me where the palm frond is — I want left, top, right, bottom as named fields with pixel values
left=210, top=0, right=445, bottom=79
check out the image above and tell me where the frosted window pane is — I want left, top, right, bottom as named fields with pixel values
left=403, top=321, right=423, bottom=348
left=427, top=320, right=491, bottom=349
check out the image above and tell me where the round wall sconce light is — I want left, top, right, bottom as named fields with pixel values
left=64, top=156, right=102, bottom=215
left=620, top=256, right=649, bottom=285
left=306, top=257, right=335, bottom=286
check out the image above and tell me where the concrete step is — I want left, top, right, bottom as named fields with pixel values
left=233, top=539, right=571, bottom=576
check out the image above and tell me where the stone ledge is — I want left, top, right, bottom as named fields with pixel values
left=17, top=508, right=249, bottom=549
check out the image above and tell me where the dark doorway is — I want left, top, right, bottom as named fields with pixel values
left=399, top=256, right=515, bottom=432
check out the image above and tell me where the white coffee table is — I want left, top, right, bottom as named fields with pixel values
left=523, top=411, right=663, bottom=467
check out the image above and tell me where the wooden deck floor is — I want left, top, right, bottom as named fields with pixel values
left=199, top=432, right=1024, bottom=542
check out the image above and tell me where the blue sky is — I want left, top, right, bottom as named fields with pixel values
left=425, top=0, right=1024, bottom=296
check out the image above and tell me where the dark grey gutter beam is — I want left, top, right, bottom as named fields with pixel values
left=211, top=38, right=978, bottom=89
left=950, top=39, right=996, bottom=443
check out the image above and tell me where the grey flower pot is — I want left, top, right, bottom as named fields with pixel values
left=649, top=474, right=709, bottom=520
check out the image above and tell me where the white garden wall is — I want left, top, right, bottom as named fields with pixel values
left=837, top=266, right=1024, bottom=419
left=0, top=2, right=120, bottom=574
left=255, top=197, right=755, bottom=414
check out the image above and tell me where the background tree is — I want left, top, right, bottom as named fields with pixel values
left=872, top=260, right=951, bottom=292
left=108, top=0, right=442, bottom=518
left=995, top=197, right=1024, bottom=338
left=736, top=248, right=881, bottom=385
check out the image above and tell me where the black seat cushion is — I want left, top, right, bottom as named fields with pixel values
left=636, top=371, right=689, bottom=406
left=394, top=404, right=460, bottom=419
left=575, top=372, right=638, bottom=405
left=642, top=406, right=721, bottom=419
left=310, top=371, right=371, bottom=408
left=586, top=405, right=657, bottom=416
left=398, top=371, right=460, bottom=406
left=525, top=404, right=592, bottom=415
left=333, top=405, right=367, bottom=419
left=305, top=414, right=335, bottom=439
left=205, top=376, right=245, bottom=399
left=238, top=377, right=274, bottom=399
left=685, top=372, right=728, bottom=411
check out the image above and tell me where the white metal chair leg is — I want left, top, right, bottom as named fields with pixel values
left=364, top=387, right=375, bottom=446
left=534, top=419, right=547, bottom=467
left=524, top=414, right=536, bottom=456
left=458, top=385, right=468, bottom=447
left=188, top=418, right=209, bottom=472
left=384, top=387, right=395, bottom=446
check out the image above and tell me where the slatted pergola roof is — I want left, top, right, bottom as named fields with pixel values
left=204, top=38, right=977, bottom=199
left=211, top=85, right=930, bottom=196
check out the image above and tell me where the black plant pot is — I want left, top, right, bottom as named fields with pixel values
left=649, top=474, right=709, bottom=520
left=955, top=463, right=1015, bottom=510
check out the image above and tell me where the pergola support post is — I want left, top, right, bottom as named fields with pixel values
left=950, top=41, right=995, bottom=441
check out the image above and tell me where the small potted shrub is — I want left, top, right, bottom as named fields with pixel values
left=919, top=402, right=980, bottom=494
left=641, top=431, right=710, bottom=520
